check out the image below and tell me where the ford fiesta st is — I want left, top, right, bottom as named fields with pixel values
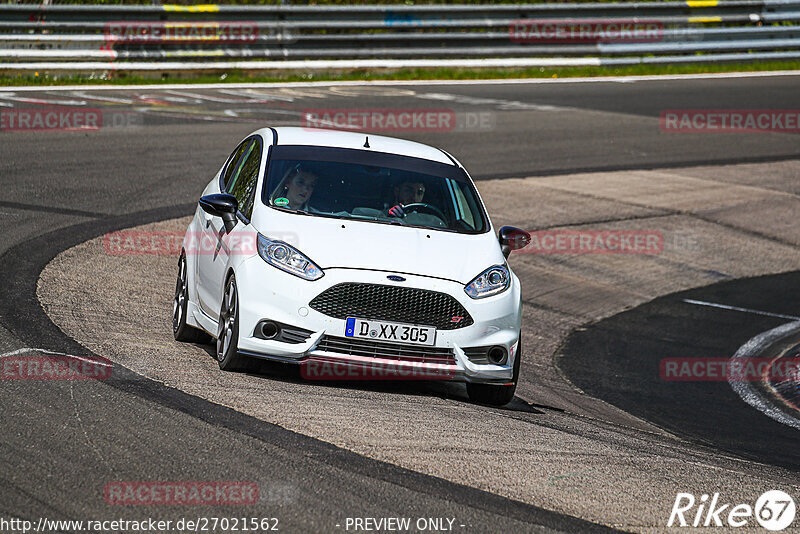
left=173, top=127, right=530, bottom=405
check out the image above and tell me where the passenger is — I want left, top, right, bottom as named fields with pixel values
left=271, top=164, right=318, bottom=211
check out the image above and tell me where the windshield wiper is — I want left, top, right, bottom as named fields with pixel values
left=273, top=206, right=311, bottom=216
left=352, top=214, right=405, bottom=225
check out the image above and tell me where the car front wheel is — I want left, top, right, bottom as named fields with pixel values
left=216, top=274, right=246, bottom=371
left=466, top=336, right=521, bottom=406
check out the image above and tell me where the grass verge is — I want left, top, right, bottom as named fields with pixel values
left=2, top=60, right=800, bottom=86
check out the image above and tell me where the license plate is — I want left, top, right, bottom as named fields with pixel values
left=345, top=318, right=436, bottom=346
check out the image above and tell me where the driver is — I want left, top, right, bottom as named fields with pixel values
left=387, top=180, right=426, bottom=218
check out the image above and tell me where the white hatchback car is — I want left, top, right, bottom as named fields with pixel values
left=173, top=127, right=530, bottom=405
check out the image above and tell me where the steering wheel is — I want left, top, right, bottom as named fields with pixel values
left=401, top=203, right=447, bottom=222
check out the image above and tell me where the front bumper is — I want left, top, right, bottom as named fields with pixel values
left=233, top=255, right=522, bottom=383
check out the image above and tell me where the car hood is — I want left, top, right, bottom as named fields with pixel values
left=252, top=210, right=503, bottom=285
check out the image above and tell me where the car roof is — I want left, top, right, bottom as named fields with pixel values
left=257, top=127, right=456, bottom=166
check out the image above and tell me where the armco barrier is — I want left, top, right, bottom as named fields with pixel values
left=0, top=1, right=799, bottom=71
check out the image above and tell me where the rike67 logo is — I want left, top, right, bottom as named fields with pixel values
left=668, top=491, right=796, bottom=531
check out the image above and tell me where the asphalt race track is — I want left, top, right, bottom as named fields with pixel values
left=1, top=73, right=800, bottom=533
left=560, top=271, right=800, bottom=471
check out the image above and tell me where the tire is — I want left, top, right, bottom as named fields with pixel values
left=466, top=335, right=521, bottom=406
left=173, top=254, right=212, bottom=344
left=216, top=274, right=246, bottom=371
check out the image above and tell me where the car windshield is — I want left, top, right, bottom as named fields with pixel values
left=262, top=145, right=488, bottom=234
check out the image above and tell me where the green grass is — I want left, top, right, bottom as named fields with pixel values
left=2, top=60, right=799, bottom=87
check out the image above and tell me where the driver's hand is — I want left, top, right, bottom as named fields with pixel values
left=388, top=204, right=405, bottom=218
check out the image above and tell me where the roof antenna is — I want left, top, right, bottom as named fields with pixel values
left=363, top=136, right=370, bottom=148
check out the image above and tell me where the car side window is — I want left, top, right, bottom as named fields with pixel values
left=221, top=140, right=251, bottom=190
left=448, top=178, right=477, bottom=230
left=227, top=137, right=263, bottom=221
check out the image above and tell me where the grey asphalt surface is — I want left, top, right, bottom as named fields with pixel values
left=1, top=74, right=800, bottom=532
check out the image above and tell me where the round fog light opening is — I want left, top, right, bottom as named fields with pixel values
left=260, top=321, right=280, bottom=339
left=487, top=346, right=507, bottom=365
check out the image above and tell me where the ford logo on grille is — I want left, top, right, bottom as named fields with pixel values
left=387, top=275, right=406, bottom=282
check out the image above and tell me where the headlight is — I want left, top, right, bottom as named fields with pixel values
left=464, top=265, right=509, bottom=299
left=257, top=234, right=323, bottom=281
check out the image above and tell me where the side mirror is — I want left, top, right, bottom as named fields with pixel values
left=498, top=226, right=530, bottom=258
left=199, top=193, right=238, bottom=234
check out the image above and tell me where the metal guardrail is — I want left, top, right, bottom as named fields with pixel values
left=1, top=2, right=799, bottom=71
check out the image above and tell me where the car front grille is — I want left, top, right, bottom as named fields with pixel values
left=315, top=335, right=455, bottom=365
left=308, top=283, right=473, bottom=330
